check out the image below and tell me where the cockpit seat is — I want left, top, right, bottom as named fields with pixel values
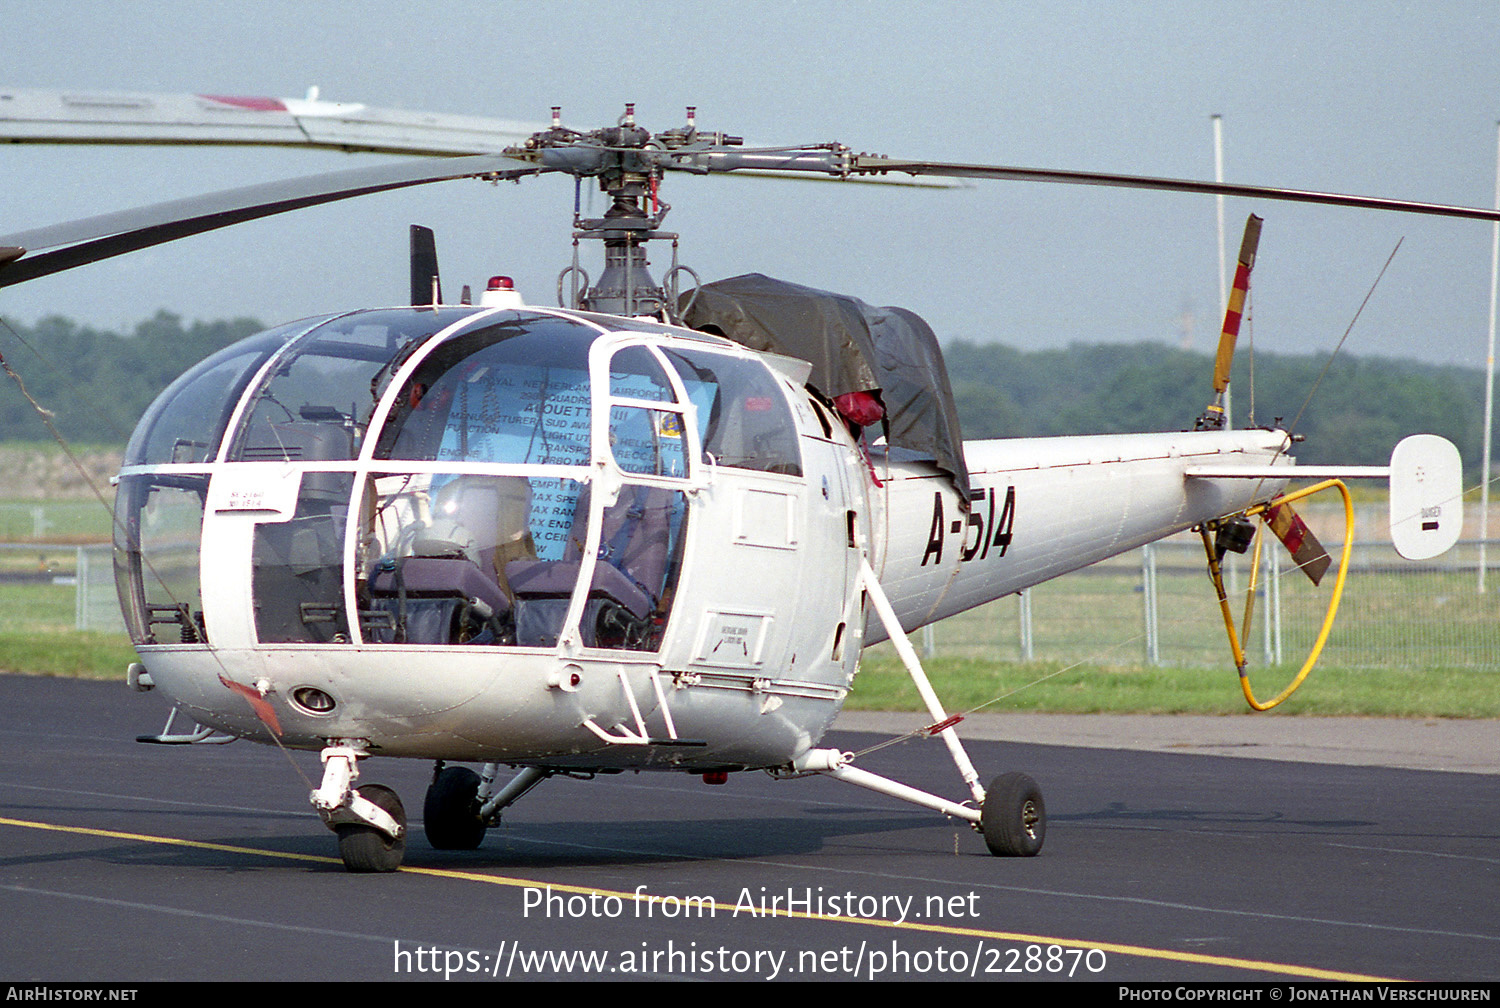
left=366, top=554, right=514, bottom=645
left=506, top=484, right=671, bottom=614
left=425, top=474, right=536, bottom=597
left=505, top=556, right=653, bottom=619
left=504, top=484, right=675, bottom=647
left=368, top=556, right=512, bottom=618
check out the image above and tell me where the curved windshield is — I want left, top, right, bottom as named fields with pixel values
left=377, top=315, right=602, bottom=465
left=229, top=309, right=476, bottom=463
left=123, top=319, right=320, bottom=466
left=117, top=315, right=786, bottom=655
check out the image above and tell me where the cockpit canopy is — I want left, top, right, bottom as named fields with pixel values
left=124, top=307, right=801, bottom=473
left=114, top=307, right=803, bottom=653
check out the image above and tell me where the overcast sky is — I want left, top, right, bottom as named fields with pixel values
left=5, top=0, right=1500, bottom=376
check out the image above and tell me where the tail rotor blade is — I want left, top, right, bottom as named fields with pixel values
left=1197, top=214, right=1262, bottom=430
left=1213, top=214, right=1263, bottom=393
left=410, top=224, right=441, bottom=306
left=1266, top=499, right=1332, bottom=585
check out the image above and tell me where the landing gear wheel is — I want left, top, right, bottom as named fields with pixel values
left=424, top=766, right=487, bottom=850
left=336, top=783, right=406, bottom=873
left=980, top=772, right=1045, bottom=857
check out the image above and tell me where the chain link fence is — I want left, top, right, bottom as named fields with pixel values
left=913, top=533, right=1500, bottom=670
left=5, top=502, right=1499, bottom=669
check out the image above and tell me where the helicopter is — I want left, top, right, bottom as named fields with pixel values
left=0, top=92, right=1474, bottom=872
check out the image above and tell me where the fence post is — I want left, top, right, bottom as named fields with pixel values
left=1018, top=589, right=1034, bottom=661
left=1142, top=544, right=1160, bottom=665
left=75, top=545, right=86, bottom=631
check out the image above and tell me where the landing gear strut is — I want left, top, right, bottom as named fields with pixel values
left=312, top=745, right=555, bottom=872
left=784, top=561, right=1048, bottom=858
left=311, top=741, right=408, bottom=873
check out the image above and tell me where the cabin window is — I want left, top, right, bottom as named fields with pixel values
left=356, top=471, right=685, bottom=652
left=376, top=317, right=598, bottom=466
left=124, top=320, right=314, bottom=466
left=661, top=348, right=801, bottom=476
left=353, top=322, right=703, bottom=650
left=358, top=472, right=578, bottom=646
left=602, top=342, right=694, bottom=480
left=251, top=474, right=354, bottom=644
left=113, top=474, right=209, bottom=645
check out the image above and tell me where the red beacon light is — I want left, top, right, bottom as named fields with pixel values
left=479, top=274, right=524, bottom=309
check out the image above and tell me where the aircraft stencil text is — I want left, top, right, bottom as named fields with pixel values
left=922, top=485, right=1016, bottom=566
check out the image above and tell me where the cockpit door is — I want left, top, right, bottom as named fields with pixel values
left=530, top=336, right=703, bottom=654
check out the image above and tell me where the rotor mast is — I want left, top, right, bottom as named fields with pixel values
left=513, top=104, right=749, bottom=320
left=570, top=104, right=670, bottom=318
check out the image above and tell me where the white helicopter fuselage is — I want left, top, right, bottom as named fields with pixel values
left=119, top=305, right=1289, bottom=776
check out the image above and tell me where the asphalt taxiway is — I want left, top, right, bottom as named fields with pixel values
left=1, top=675, right=1495, bottom=982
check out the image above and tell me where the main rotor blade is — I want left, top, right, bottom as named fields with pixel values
left=0, top=152, right=541, bottom=288
left=0, top=87, right=544, bottom=158
left=850, top=155, right=1500, bottom=224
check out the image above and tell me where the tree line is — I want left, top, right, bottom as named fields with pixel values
left=0, top=312, right=1486, bottom=476
left=943, top=339, right=1484, bottom=472
left=0, top=311, right=264, bottom=448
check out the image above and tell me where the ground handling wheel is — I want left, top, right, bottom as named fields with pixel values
left=979, top=772, right=1045, bottom=857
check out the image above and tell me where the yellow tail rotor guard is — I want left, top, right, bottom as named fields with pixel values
left=1201, top=479, right=1354, bottom=711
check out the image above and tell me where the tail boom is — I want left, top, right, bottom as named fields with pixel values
left=866, top=428, right=1291, bottom=640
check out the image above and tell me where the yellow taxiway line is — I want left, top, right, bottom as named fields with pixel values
left=0, top=815, right=1403, bottom=983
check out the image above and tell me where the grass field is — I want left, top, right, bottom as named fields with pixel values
left=852, top=654, right=1493, bottom=717
left=0, top=582, right=137, bottom=678
left=0, top=500, right=114, bottom=543
left=2, top=557, right=1495, bottom=717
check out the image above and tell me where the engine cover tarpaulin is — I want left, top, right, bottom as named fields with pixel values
left=681, top=274, right=971, bottom=501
